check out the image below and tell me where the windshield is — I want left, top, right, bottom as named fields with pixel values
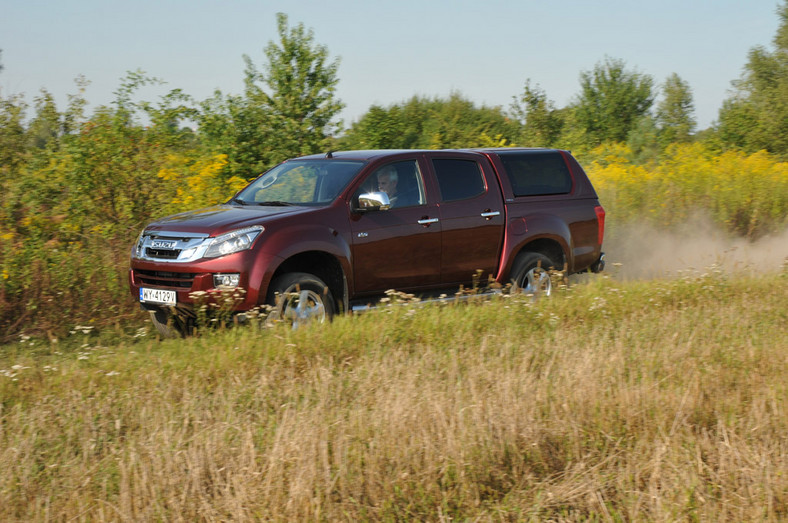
left=233, top=160, right=366, bottom=205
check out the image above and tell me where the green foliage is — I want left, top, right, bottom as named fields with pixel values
left=656, top=73, right=696, bottom=146
left=624, top=115, right=661, bottom=164
left=340, top=104, right=410, bottom=149
left=509, top=80, right=563, bottom=147
left=196, top=91, right=270, bottom=180
left=0, top=94, right=28, bottom=175
left=717, top=1, right=788, bottom=157
left=575, top=57, right=655, bottom=145
left=0, top=73, right=199, bottom=339
left=244, top=12, right=343, bottom=163
left=341, top=93, right=520, bottom=149
left=197, top=13, right=343, bottom=179
left=27, top=90, right=61, bottom=151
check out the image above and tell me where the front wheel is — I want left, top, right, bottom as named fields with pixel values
left=268, top=272, right=335, bottom=328
left=510, top=252, right=557, bottom=297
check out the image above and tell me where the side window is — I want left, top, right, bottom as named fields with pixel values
left=432, top=159, right=486, bottom=202
left=499, top=152, right=573, bottom=196
left=355, top=160, right=425, bottom=208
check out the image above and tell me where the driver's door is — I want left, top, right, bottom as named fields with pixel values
left=349, top=159, right=442, bottom=295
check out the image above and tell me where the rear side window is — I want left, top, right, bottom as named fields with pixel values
left=499, top=152, right=573, bottom=196
left=432, top=159, right=485, bottom=202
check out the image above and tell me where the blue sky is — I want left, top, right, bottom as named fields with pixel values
left=0, top=0, right=782, bottom=130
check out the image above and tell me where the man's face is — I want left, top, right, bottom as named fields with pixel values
left=377, top=173, right=397, bottom=196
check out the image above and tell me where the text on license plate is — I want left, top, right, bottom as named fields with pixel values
left=140, top=288, right=177, bottom=306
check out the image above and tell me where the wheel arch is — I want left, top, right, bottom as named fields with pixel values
left=515, top=238, right=566, bottom=270
left=499, top=236, right=567, bottom=283
left=268, top=251, right=348, bottom=313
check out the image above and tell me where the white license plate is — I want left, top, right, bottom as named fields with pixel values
left=140, top=287, right=177, bottom=306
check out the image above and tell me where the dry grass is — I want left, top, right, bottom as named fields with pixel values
left=1, top=269, right=786, bottom=521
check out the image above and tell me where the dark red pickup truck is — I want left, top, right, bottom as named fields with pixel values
left=129, top=148, right=605, bottom=335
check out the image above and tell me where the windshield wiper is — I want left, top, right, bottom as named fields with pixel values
left=230, top=198, right=248, bottom=205
left=255, top=200, right=295, bottom=207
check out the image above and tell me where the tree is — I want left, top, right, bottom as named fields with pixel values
left=656, top=73, right=696, bottom=146
left=626, top=115, right=660, bottom=163
left=243, top=13, right=343, bottom=164
left=510, top=80, right=563, bottom=147
left=724, top=1, right=788, bottom=154
left=197, top=87, right=284, bottom=180
left=575, top=57, right=655, bottom=145
left=27, top=89, right=61, bottom=151
left=340, top=104, right=409, bottom=149
left=341, top=93, right=519, bottom=150
left=0, top=94, right=28, bottom=174
left=63, top=75, right=90, bottom=136
left=717, top=1, right=788, bottom=156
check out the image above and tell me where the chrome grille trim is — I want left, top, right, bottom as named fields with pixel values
left=135, top=231, right=211, bottom=263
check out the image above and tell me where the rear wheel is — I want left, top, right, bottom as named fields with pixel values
left=268, top=272, right=335, bottom=328
left=510, top=252, right=557, bottom=296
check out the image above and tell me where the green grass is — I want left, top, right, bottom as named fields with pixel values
left=1, top=269, right=786, bottom=520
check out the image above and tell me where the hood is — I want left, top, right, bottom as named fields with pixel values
left=144, top=204, right=312, bottom=236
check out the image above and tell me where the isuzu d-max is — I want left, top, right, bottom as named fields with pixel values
left=129, top=148, right=605, bottom=336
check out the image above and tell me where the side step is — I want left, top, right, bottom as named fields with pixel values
left=350, top=289, right=504, bottom=313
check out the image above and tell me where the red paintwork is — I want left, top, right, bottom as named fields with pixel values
left=129, top=148, right=605, bottom=314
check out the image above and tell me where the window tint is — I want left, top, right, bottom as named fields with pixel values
left=432, top=159, right=485, bottom=202
left=499, top=152, right=573, bottom=196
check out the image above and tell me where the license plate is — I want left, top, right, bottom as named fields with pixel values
left=140, top=287, right=177, bottom=306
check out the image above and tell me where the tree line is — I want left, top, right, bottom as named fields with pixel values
left=3, top=5, right=788, bottom=180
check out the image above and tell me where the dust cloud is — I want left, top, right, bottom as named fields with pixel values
left=599, top=217, right=788, bottom=280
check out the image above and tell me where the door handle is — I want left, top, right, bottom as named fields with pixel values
left=417, top=217, right=439, bottom=226
left=481, top=210, right=501, bottom=219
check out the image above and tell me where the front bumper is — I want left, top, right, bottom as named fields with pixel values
left=128, top=250, right=281, bottom=312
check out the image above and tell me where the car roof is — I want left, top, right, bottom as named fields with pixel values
left=297, top=148, right=565, bottom=162
left=296, top=150, right=430, bottom=161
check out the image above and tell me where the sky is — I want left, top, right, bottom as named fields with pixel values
left=0, top=0, right=783, bottom=131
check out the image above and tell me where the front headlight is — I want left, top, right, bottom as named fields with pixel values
left=203, top=226, right=264, bottom=259
left=133, top=230, right=146, bottom=258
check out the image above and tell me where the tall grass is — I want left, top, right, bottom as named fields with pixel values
left=1, top=269, right=786, bottom=520
left=585, top=142, right=788, bottom=239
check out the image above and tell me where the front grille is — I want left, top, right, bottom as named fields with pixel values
left=135, top=269, right=196, bottom=289
left=145, top=247, right=182, bottom=259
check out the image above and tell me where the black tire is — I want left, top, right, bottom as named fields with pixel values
left=268, top=272, right=335, bottom=327
left=149, top=309, right=185, bottom=338
left=510, top=252, right=557, bottom=297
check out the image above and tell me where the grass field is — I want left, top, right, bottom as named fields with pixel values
left=1, top=267, right=786, bottom=521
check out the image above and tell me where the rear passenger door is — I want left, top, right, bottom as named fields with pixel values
left=430, top=155, right=505, bottom=286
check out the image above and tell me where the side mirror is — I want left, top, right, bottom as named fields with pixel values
left=356, top=191, right=391, bottom=212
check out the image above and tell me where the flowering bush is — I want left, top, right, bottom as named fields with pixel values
left=585, top=143, right=788, bottom=238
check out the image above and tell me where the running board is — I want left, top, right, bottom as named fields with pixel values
left=350, top=289, right=504, bottom=313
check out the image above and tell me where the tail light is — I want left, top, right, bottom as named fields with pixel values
left=594, top=205, right=605, bottom=245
